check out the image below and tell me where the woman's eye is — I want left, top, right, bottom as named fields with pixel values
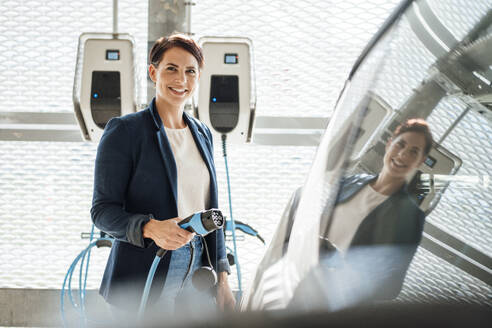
left=187, top=69, right=196, bottom=74
left=166, top=66, right=176, bottom=71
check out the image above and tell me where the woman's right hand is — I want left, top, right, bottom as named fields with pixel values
left=142, top=217, right=195, bottom=250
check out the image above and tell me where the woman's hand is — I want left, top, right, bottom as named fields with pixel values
left=142, top=217, right=195, bottom=250
left=216, top=272, right=236, bottom=311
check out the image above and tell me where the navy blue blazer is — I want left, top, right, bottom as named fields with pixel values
left=327, top=173, right=426, bottom=300
left=91, top=98, right=227, bottom=309
left=335, top=174, right=425, bottom=247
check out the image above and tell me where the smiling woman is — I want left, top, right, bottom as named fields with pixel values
left=328, top=119, right=433, bottom=252
left=90, top=33, right=235, bottom=324
left=321, top=118, right=434, bottom=303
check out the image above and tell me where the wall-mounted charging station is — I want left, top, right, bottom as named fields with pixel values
left=73, top=33, right=137, bottom=142
left=409, top=145, right=461, bottom=213
left=196, top=37, right=256, bottom=143
left=349, top=92, right=393, bottom=161
left=195, top=37, right=257, bottom=294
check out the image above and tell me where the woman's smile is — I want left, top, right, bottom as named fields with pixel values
left=168, top=86, right=188, bottom=96
left=390, top=158, right=407, bottom=169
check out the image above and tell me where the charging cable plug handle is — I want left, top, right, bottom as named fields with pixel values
left=154, top=214, right=197, bottom=258
left=226, top=220, right=265, bottom=244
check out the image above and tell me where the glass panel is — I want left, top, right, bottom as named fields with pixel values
left=245, top=0, right=492, bottom=310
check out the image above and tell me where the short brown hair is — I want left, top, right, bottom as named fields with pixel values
left=393, top=118, right=434, bottom=155
left=149, top=33, right=204, bottom=68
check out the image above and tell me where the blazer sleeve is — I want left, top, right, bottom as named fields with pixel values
left=90, top=117, right=150, bottom=248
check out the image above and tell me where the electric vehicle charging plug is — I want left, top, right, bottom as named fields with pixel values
left=138, top=209, right=224, bottom=319
left=156, top=209, right=224, bottom=257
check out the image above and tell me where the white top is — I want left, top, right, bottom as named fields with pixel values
left=327, top=184, right=389, bottom=253
left=165, top=126, right=211, bottom=219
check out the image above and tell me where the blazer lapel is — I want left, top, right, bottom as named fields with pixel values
left=183, top=112, right=218, bottom=208
left=148, top=100, right=178, bottom=206
left=338, top=174, right=376, bottom=203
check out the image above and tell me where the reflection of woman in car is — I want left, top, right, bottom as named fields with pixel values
left=324, top=118, right=434, bottom=301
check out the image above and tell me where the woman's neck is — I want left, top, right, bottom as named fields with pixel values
left=155, top=97, right=186, bottom=129
left=370, top=171, right=406, bottom=196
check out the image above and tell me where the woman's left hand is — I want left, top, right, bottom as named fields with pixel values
left=216, top=272, right=236, bottom=311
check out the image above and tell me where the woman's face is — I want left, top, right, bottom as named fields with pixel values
left=149, top=46, right=200, bottom=108
left=382, top=131, right=427, bottom=179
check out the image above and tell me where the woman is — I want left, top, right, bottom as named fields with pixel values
left=91, top=34, right=235, bottom=317
left=322, top=118, right=434, bottom=302
left=290, top=119, right=434, bottom=311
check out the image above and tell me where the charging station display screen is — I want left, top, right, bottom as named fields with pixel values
left=209, top=75, right=239, bottom=133
left=224, top=53, right=238, bottom=64
left=210, top=75, right=239, bottom=103
left=424, top=155, right=437, bottom=168
left=106, top=50, right=120, bottom=60
left=90, top=71, right=121, bottom=128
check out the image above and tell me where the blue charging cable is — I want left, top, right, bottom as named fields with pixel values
left=221, top=134, right=242, bottom=293
left=138, top=254, right=162, bottom=319
left=60, top=224, right=112, bottom=327
left=78, top=224, right=94, bottom=323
